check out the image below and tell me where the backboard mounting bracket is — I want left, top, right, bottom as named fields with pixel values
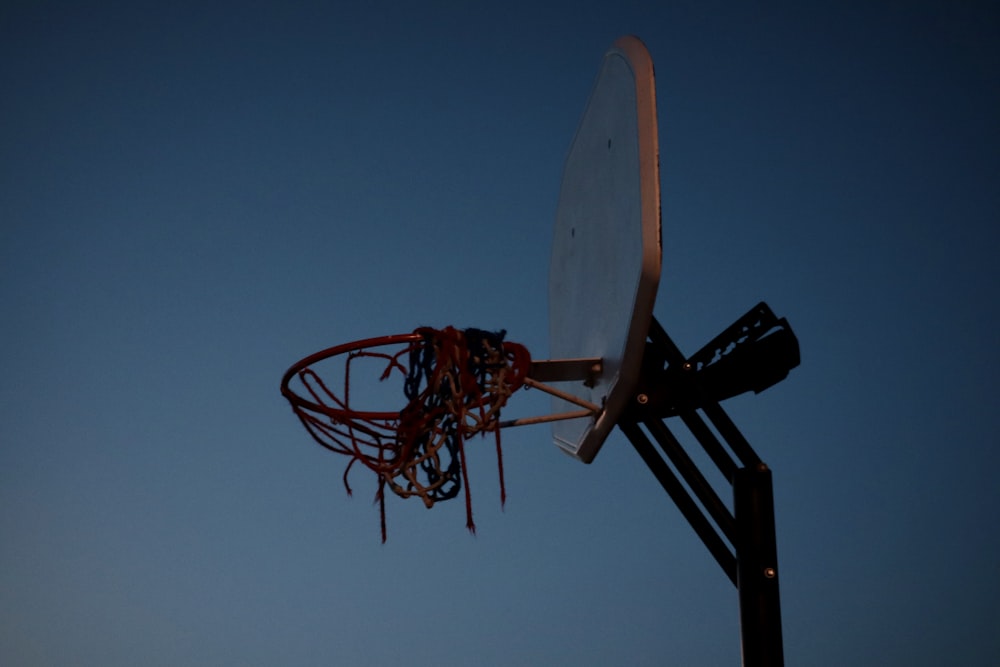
left=625, top=302, right=800, bottom=421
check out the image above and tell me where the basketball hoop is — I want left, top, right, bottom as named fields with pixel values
left=281, top=327, right=600, bottom=541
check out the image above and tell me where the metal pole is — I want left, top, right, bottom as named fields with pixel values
left=733, top=464, right=784, bottom=667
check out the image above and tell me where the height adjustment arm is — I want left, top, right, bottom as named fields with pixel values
left=629, top=302, right=800, bottom=419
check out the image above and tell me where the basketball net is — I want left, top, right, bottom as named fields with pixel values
left=285, top=327, right=531, bottom=541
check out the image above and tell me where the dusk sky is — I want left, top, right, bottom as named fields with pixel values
left=2, top=2, right=998, bottom=666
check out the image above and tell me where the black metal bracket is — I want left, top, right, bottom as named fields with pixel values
left=616, top=302, right=797, bottom=667
left=626, top=302, right=799, bottom=421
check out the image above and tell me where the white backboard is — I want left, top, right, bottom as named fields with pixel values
left=548, top=36, right=661, bottom=463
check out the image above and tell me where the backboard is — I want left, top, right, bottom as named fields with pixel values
left=549, top=36, right=661, bottom=463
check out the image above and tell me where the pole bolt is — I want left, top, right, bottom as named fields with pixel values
left=764, top=567, right=777, bottom=579
left=636, top=393, right=649, bottom=404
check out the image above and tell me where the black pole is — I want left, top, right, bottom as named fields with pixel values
left=734, top=464, right=784, bottom=667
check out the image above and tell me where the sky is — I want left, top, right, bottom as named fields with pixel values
left=2, top=1, right=998, bottom=666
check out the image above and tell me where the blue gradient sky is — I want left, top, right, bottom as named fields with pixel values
left=2, top=2, right=998, bottom=665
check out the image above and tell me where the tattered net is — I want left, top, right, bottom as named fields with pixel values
left=281, top=327, right=531, bottom=541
